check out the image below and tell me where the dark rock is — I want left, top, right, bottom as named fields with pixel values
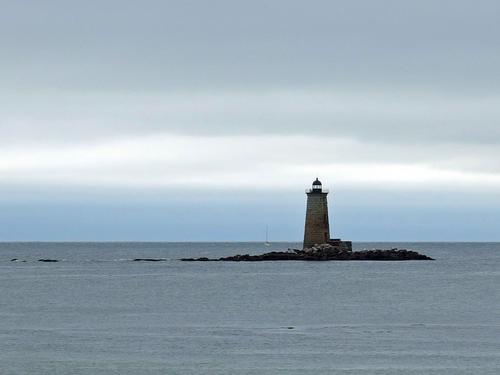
left=38, top=259, right=58, bottom=262
left=132, top=258, right=167, bottom=262
left=180, top=244, right=433, bottom=262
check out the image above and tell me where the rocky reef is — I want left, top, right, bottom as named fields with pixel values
left=181, top=243, right=433, bottom=261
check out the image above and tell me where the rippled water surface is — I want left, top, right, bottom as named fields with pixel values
left=1, top=242, right=499, bottom=374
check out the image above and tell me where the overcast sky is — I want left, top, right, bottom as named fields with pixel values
left=1, top=0, right=500, bottom=241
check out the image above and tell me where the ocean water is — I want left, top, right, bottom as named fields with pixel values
left=0, top=242, right=499, bottom=374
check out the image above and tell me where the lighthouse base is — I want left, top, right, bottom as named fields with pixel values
left=304, top=239, right=352, bottom=253
left=303, top=238, right=352, bottom=252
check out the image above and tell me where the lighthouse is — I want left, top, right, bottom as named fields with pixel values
left=303, top=178, right=330, bottom=248
left=303, top=178, right=352, bottom=251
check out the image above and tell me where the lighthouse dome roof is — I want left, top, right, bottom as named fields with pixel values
left=312, top=178, right=322, bottom=186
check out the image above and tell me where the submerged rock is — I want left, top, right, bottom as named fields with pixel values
left=180, top=244, right=433, bottom=261
left=181, top=257, right=211, bottom=262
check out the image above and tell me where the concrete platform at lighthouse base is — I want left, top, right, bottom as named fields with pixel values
left=316, top=239, right=353, bottom=252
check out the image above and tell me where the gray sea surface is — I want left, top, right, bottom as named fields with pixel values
left=0, top=242, right=499, bottom=374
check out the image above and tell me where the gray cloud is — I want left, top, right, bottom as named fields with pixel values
left=2, top=0, right=499, bottom=148
left=2, top=90, right=500, bottom=147
left=1, top=0, right=499, bottom=91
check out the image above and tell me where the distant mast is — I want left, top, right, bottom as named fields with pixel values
left=265, top=225, right=270, bottom=246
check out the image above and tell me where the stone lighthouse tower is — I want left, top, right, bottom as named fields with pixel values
left=303, top=178, right=352, bottom=251
left=303, top=178, right=330, bottom=248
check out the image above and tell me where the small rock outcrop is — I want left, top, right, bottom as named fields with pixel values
left=181, top=243, right=433, bottom=261
left=132, top=258, right=167, bottom=262
left=38, top=259, right=59, bottom=262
